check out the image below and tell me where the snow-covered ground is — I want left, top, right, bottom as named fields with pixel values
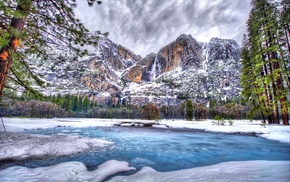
left=1, top=117, right=288, bottom=143
left=0, top=118, right=289, bottom=181
left=0, top=132, right=112, bottom=161
left=157, top=119, right=290, bottom=143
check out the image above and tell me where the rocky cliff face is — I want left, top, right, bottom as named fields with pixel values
left=37, top=35, right=141, bottom=97
left=122, top=35, right=241, bottom=106
left=123, top=34, right=204, bottom=83
left=37, top=34, right=241, bottom=106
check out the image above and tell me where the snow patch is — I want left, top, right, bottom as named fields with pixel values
left=108, top=161, right=290, bottom=182
left=0, top=132, right=112, bottom=161
left=0, top=160, right=135, bottom=182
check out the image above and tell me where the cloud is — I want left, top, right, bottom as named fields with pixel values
left=74, top=0, right=251, bottom=57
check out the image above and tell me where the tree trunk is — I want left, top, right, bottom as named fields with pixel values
left=259, top=48, right=274, bottom=124
left=262, top=5, right=287, bottom=125
left=264, top=40, right=279, bottom=124
left=267, top=25, right=289, bottom=125
left=0, top=1, right=31, bottom=96
left=273, top=59, right=289, bottom=125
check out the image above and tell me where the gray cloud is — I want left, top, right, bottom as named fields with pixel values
left=75, top=0, right=251, bottom=57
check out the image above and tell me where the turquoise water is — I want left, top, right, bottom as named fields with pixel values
left=1, top=126, right=289, bottom=172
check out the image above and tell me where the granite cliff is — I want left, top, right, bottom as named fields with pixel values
left=37, top=33, right=241, bottom=106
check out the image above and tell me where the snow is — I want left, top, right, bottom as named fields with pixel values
left=107, top=161, right=290, bottom=182
left=0, top=118, right=117, bottom=132
left=0, top=160, right=135, bottom=182
left=0, top=132, right=112, bottom=161
left=156, top=119, right=290, bottom=144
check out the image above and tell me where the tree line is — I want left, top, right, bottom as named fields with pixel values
left=240, top=0, right=289, bottom=125
left=160, top=99, right=251, bottom=121
left=1, top=93, right=252, bottom=120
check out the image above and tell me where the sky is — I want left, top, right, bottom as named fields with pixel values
left=74, top=0, right=251, bottom=57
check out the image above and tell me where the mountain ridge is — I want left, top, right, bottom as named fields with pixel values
left=36, top=33, right=241, bottom=106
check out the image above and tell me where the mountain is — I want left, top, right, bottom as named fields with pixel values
left=36, top=34, right=241, bottom=106
left=122, top=34, right=241, bottom=106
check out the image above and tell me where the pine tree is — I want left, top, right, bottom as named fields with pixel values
left=241, top=0, right=289, bottom=125
left=62, top=94, right=71, bottom=110
left=78, top=96, right=83, bottom=112
left=240, top=34, right=267, bottom=123
left=83, top=96, right=90, bottom=112
left=68, top=98, right=73, bottom=111
left=56, top=93, right=62, bottom=106
left=186, top=100, right=193, bottom=121
left=72, top=95, right=78, bottom=112
left=280, top=0, right=290, bottom=56
left=0, top=0, right=104, bottom=96
left=179, top=102, right=186, bottom=120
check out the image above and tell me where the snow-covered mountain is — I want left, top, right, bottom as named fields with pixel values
left=36, top=34, right=241, bottom=106
left=121, top=34, right=241, bottom=106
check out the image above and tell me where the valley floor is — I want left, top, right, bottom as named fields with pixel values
left=0, top=118, right=289, bottom=182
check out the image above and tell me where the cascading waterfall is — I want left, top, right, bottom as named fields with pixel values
left=202, top=44, right=209, bottom=72
left=150, top=55, right=160, bottom=80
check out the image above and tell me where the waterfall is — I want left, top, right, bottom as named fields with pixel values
left=202, top=44, right=209, bottom=72
left=150, top=55, right=160, bottom=80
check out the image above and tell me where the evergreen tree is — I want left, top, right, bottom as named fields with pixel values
left=280, top=0, right=290, bottom=56
left=83, top=96, right=90, bottom=112
left=56, top=93, right=62, bottom=106
left=178, top=102, right=186, bottom=119
left=72, top=95, right=78, bottom=112
left=240, top=34, right=267, bottom=123
left=62, top=94, right=70, bottom=110
left=78, top=96, right=83, bottom=112
left=0, top=0, right=105, bottom=97
left=68, top=98, right=73, bottom=111
left=186, top=100, right=193, bottom=121
left=90, top=100, right=97, bottom=109
left=241, top=0, right=289, bottom=125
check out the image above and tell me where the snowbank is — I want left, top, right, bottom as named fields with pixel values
left=0, top=160, right=135, bottom=182
left=0, top=118, right=118, bottom=132
left=107, top=160, right=290, bottom=182
left=0, top=160, right=288, bottom=182
left=0, top=132, right=112, bottom=161
left=157, top=119, right=290, bottom=143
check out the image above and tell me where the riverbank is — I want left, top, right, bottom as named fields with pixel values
left=1, top=118, right=289, bottom=143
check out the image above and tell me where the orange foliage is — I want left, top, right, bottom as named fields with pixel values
left=141, top=102, right=160, bottom=120
left=0, top=51, right=9, bottom=61
left=12, top=39, right=20, bottom=49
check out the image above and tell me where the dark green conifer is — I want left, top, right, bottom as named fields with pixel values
left=186, top=100, right=193, bottom=121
